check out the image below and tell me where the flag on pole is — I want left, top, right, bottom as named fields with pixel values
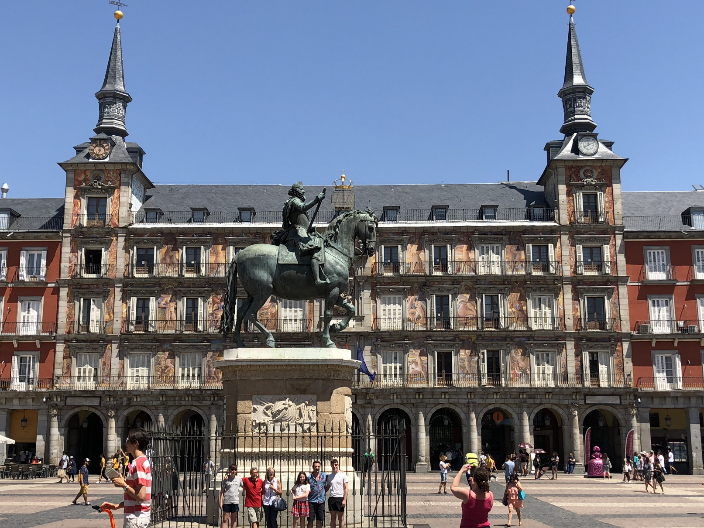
left=357, top=343, right=376, bottom=382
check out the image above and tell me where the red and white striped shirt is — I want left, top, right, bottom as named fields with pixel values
left=124, top=455, right=151, bottom=518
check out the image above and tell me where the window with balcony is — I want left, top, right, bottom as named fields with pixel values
left=646, top=248, right=670, bottom=280
left=144, top=209, right=161, bottom=223
left=434, top=295, right=451, bottom=330
left=584, top=350, right=611, bottom=387
left=79, top=297, right=102, bottom=333
left=653, top=352, right=682, bottom=390
left=530, top=245, right=553, bottom=274
left=191, top=209, right=208, bottom=223
left=74, top=352, right=99, bottom=389
left=482, top=294, right=502, bottom=329
left=238, top=208, right=254, bottom=223
left=381, top=350, right=403, bottom=385
left=532, top=351, right=556, bottom=387
left=378, top=295, right=403, bottom=331
left=582, top=246, right=602, bottom=274
left=0, top=248, right=6, bottom=280
left=477, top=244, right=502, bottom=275
left=381, top=246, right=400, bottom=275
left=183, top=247, right=203, bottom=275
left=481, top=349, right=504, bottom=386
left=432, top=207, right=447, bottom=221
left=481, top=206, right=497, bottom=221
left=19, top=299, right=41, bottom=335
left=179, top=352, right=202, bottom=387
left=382, top=208, right=399, bottom=222
left=436, top=350, right=453, bottom=385
left=129, top=297, right=154, bottom=332
left=694, top=248, right=704, bottom=279
left=83, top=248, right=103, bottom=276
left=11, top=353, right=38, bottom=390
left=127, top=352, right=151, bottom=388
left=584, top=296, right=606, bottom=330
left=280, top=299, right=306, bottom=332
left=691, top=208, right=704, bottom=229
left=86, top=197, right=107, bottom=226
left=530, top=295, right=554, bottom=330
left=649, top=296, right=673, bottom=334
left=433, top=245, right=449, bottom=274
left=135, top=247, right=155, bottom=275
left=184, top=298, right=202, bottom=332
left=19, top=249, right=47, bottom=281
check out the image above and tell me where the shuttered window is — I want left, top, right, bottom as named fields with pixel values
left=646, top=249, right=668, bottom=280
left=379, top=295, right=403, bottom=331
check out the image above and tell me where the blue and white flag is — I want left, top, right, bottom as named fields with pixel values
left=357, top=343, right=376, bottom=382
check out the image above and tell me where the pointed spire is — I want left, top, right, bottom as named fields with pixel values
left=94, top=21, right=132, bottom=137
left=557, top=14, right=596, bottom=136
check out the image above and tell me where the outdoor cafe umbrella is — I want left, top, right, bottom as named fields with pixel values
left=532, top=448, right=546, bottom=454
left=518, top=443, right=533, bottom=449
left=0, top=434, right=15, bottom=444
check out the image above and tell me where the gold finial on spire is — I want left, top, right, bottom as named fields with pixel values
left=334, top=170, right=353, bottom=189
left=567, top=4, right=576, bottom=15
left=110, top=0, right=127, bottom=20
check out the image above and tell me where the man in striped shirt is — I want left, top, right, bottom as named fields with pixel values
left=102, top=428, right=152, bottom=528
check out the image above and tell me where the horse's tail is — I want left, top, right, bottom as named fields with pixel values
left=219, top=256, right=238, bottom=336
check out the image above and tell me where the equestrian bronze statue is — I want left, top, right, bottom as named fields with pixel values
left=220, top=182, right=377, bottom=348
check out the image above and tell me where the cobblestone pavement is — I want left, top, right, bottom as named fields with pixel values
left=2, top=472, right=704, bottom=527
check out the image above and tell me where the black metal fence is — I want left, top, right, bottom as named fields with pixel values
left=148, top=420, right=407, bottom=527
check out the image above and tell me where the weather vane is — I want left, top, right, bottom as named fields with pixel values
left=109, top=0, right=127, bottom=21
left=109, top=0, right=128, bottom=8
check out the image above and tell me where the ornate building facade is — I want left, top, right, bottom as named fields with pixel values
left=1, top=12, right=702, bottom=474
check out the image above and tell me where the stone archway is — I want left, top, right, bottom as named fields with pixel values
left=429, top=408, right=464, bottom=470
left=376, top=408, right=413, bottom=471
left=66, top=411, right=104, bottom=474
left=480, top=407, right=515, bottom=463
left=532, top=408, right=563, bottom=470
left=583, top=408, right=622, bottom=473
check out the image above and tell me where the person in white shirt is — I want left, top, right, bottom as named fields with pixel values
left=220, top=464, right=243, bottom=528
left=667, top=450, right=678, bottom=474
left=263, top=467, right=282, bottom=528
left=57, top=451, right=69, bottom=484
left=325, top=459, right=348, bottom=528
left=203, top=455, right=216, bottom=492
left=657, top=451, right=666, bottom=474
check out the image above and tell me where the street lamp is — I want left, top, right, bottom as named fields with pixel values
left=665, top=415, right=672, bottom=428
left=20, top=411, right=27, bottom=429
left=597, top=415, right=605, bottom=428
left=82, top=418, right=89, bottom=429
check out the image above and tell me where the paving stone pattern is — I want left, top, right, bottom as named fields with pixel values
left=2, top=473, right=704, bottom=527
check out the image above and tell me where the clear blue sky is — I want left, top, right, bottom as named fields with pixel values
left=1, top=1, right=702, bottom=198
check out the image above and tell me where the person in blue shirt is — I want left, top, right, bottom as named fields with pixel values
left=502, top=455, right=516, bottom=483
left=307, top=460, right=328, bottom=528
left=72, top=458, right=91, bottom=506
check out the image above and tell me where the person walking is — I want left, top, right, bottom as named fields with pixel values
left=68, top=456, right=78, bottom=483
left=567, top=453, right=576, bottom=474
left=533, top=454, right=542, bottom=480
left=325, top=459, right=349, bottom=528
left=550, top=452, right=559, bottom=480
left=72, top=458, right=91, bottom=506
left=242, top=467, right=264, bottom=528
left=102, top=428, right=153, bottom=528
left=57, top=451, right=69, bottom=484
left=450, top=465, right=493, bottom=528
left=667, top=450, right=678, bottom=474
left=307, top=461, right=327, bottom=528
left=438, top=455, right=450, bottom=494
left=203, top=455, right=216, bottom=493
left=98, top=453, right=106, bottom=484
left=291, top=471, right=310, bottom=528
left=503, top=472, right=523, bottom=527
left=220, top=464, right=243, bottom=528
left=602, top=454, right=612, bottom=479
left=486, top=454, right=497, bottom=482
left=263, top=467, right=283, bottom=528
left=622, top=458, right=631, bottom=482
left=657, top=451, right=666, bottom=474
left=502, top=455, right=515, bottom=484
left=633, top=454, right=640, bottom=481
left=653, top=461, right=665, bottom=493
left=642, top=455, right=655, bottom=493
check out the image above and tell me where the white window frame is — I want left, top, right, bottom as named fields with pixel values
left=582, top=349, right=614, bottom=388
left=81, top=194, right=111, bottom=227
left=480, top=292, right=505, bottom=330
left=126, top=352, right=153, bottom=389
left=181, top=245, right=207, bottom=277
left=479, top=347, right=507, bottom=387
left=132, top=245, right=159, bottom=277
left=529, top=293, right=556, bottom=330
left=72, top=351, right=101, bottom=390
left=179, top=296, right=206, bottom=333
left=432, top=349, right=455, bottom=387
left=648, top=295, right=674, bottom=334
left=19, top=248, right=47, bottom=281
left=531, top=350, right=556, bottom=388
left=652, top=351, right=682, bottom=390
left=380, top=349, right=404, bottom=387
left=526, top=242, right=556, bottom=275
left=693, top=247, right=704, bottom=280
left=430, top=243, right=452, bottom=275
left=177, top=351, right=204, bottom=388
left=77, top=297, right=104, bottom=333
left=377, top=294, right=404, bottom=331
left=573, top=188, right=606, bottom=224
left=476, top=244, right=502, bottom=275
left=580, top=293, right=610, bottom=331
left=278, top=299, right=307, bottom=332
left=645, top=247, right=671, bottom=281
left=10, top=351, right=40, bottom=391
left=378, top=244, right=404, bottom=275
left=128, top=296, right=156, bottom=333
left=18, top=296, right=43, bottom=335
left=80, top=246, right=107, bottom=277
left=431, top=293, right=453, bottom=330
left=0, top=248, right=8, bottom=281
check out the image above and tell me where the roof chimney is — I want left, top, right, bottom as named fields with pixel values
left=1, top=183, right=9, bottom=199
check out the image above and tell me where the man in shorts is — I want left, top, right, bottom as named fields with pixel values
left=72, top=458, right=90, bottom=505
left=325, top=459, right=348, bottom=528
left=307, top=460, right=327, bottom=528
left=242, top=467, right=264, bottom=528
left=220, top=464, right=243, bottom=528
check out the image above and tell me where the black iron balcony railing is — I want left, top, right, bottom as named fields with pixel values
left=372, top=316, right=562, bottom=332
left=0, top=322, right=56, bottom=336
left=576, top=262, right=611, bottom=275
left=53, top=375, right=223, bottom=391
left=73, top=320, right=108, bottom=334
left=122, top=317, right=312, bottom=334
left=373, top=262, right=426, bottom=276
left=633, top=320, right=701, bottom=335
left=636, top=377, right=702, bottom=391
left=71, top=263, right=115, bottom=278
left=11, top=266, right=48, bottom=282
left=0, top=377, right=54, bottom=391
left=574, top=318, right=617, bottom=331
left=374, top=260, right=560, bottom=277
left=572, top=211, right=609, bottom=225
left=77, top=213, right=118, bottom=228
left=639, top=264, right=677, bottom=281
left=128, top=262, right=227, bottom=278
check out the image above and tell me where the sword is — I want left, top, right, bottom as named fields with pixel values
left=307, top=188, right=326, bottom=234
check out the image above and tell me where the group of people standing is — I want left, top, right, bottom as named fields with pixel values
left=623, top=450, right=673, bottom=493
left=218, top=459, right=349, bottom=528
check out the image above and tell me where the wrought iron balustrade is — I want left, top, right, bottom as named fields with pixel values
left=639, top=264, right=677, bottom=281
left=633, top=320, right=701, bottom=335
left=636, top=376, right=703, bottom=391
left=0, top=322, right=56, bottom=336
left=53, top=375, right=223, bottom=391
left=77, top=213, right=118, bottom=228
left=576, top=261, right=611, bottom=275
left=128, top=262, right=227, bottom=278
left=70, top=263, right=115, bottom=278
left=571, top=211, right=609, bottom=224
left=11, top=266, right=48, bottom=282
left=0, top=377, right=53, bottom=391
left=73, top=320, right=108, bottom=334
left=574, top=318, right=617, bottom=331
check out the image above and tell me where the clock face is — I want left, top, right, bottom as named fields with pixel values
left=89, top=140, right=111, bottom=160
left=578, top=136, right=599, bottom=156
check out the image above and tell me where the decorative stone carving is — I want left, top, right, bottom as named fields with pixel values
left=107, top=408, right=116, bottom=419
left=252, top=395, right=316, bottom=432
left=49, top=406, right=58, bottom=418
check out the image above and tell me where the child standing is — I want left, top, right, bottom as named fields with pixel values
left=504, top=472, right=523, bottom=527
left=622, top=458, right=631, bottom=482
left=290, top=471, right=310, bottom=528
left=438, top=455, right=450, bottom=494
left=602, top=454, right=612, bottom=479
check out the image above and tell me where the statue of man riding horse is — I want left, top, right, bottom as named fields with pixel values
left=220, top=182, right=377, bottom=348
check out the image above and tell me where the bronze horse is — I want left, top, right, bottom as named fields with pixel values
left=220, top=209, right=377, bottom=347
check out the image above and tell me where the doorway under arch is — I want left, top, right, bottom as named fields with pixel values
left=481, top=408, right=514, bottom=463
left=429, top=408, right=464, bottom=470
left=173, top=409, right=205, bottom=472
left=583, top=409, right=621, bottom=472
left=376, top=408, right=413, bottom=471
left=532, top=408, right=563, bottom=470
left=122, top=410, right=153, bottom=439
left=66, top=411, right=104, bottom=474
left=352, top=413, right=362, bottom=471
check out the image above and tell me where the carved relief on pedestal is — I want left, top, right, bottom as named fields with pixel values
left=252, top=395, right=317, bottom=432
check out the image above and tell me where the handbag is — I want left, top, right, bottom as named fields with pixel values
left=502, top=489, right=509, bottom=507
left=518, top=490, right=526, bottom=501
left=274, top=497, right=288, bottom=511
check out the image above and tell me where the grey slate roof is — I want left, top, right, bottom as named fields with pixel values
left=62, top=136, right=138, bottom=164
left=560, top=16, right=591, bottom=94
left=551, top=134, right=626, bottom=162
left=96, top=22, right=130, bottom=99
left=139, top=181, right=549, bottom=216
left=623, top=191, right=704, bottom=232
left=0, top=198, right=64, bottom=231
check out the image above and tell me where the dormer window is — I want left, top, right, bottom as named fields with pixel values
left=144, top=209, right=162, bottom=223
left=191, top=209, right=208, bottom=223
left=481, top=206, right=498, bottom=221
left=382, top=207, right=399, bottom=222
left=685, top=208, right=704, bottom=230
left=431, top=206, right=448, bottom=221
left=238, top=208, right=254, bottom=223
left=0, top=210, right=10, bottom=230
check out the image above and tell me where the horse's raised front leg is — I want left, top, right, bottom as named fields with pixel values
left=321, top=287, right=340, bottom=348
left=330, top=295, right=355, bottom=333
left=233, top=294, right=253, bottom=347
left=245, top=294, right=276, bottom=348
